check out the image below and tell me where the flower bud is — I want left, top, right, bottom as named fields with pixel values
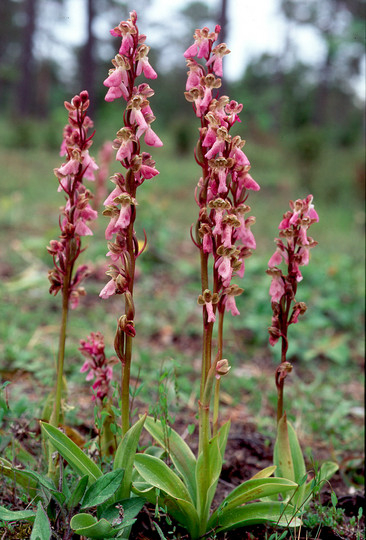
left=215, top=359, right=231, bottom=379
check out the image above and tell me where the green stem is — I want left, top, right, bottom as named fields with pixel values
left=48, top=261, right=72, bottom=477
left=277, top=317, right=288, bottom=424
left=198, top=365, right=216, bottom=534
left=212, top=311, right=224, bottom=436
left=119, top=175, right=136, bottom=437
left=212, top=378, right=220, bottom=437
left=121, top=335, right=132, bottom=436
left=199, top=249, right=210, bottom=403
left=277, top=379, right=284, bottom=424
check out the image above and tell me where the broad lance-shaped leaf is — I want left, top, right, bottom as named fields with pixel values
left=217, top=420, right=230, bottom=459
left=250, top=465, right=277, bottom=480
left=208, top=477, right=298, bottom=528
left=66, top=476, right=88, bottom=510
left=144, top=415, right=197, bottom=504
left=0, top=506, right=35, bottom=522
left=101, top=497, right=146, bottom=525
left=81, top=469, right=124, bottom=509
left=134, top=453, right=200, bottom=538
left=70, top=513, right=116, bottom=539
left=30, top=502, right=51, bottom=540
left=0, top=457, right=38, bottom=497
left=133, top=480, right=199, bottom=537
left=195, top=432, right=222, bottom=531
left=20, top=470, right=65, bottom=505
left=274, top=415, right=306, bottom=508
left=113, top=413, right=146, bottom=500
left=211, top=501, right=301, bottom=534
left=134, top=453, right=192, bottom=503
left=40, top=422, right=102, bottom=484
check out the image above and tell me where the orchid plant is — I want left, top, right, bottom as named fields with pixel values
left=131, top=25, right=301, bottom=539
left=0, top=12, right=339, bottom=540
left=99, top=9, right=162, bottom=439
left=266, top=196, right=338, bottom=513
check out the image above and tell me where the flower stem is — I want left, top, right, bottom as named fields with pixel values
left=120, top=178, right=136, bottom=436
left=212, top=310, right=224, bottom=436
left=48, top=259, right=72, bottom=477
left=121, top=335, right=132, bottom=436
left=212, top=378, right=220, bottom=437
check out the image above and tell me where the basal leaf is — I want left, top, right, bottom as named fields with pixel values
left=0, top=505, right=35, bottom=522
left=134, top=454, right=199, bottom=538
left=274, top=416, right=306, bottom=509
left=30, top=502, right=51, bottom=540
left=134, top=454, right=192, bottom=503
left=113, top=413, right=146, bottom=500
left=81, top=469, right=125, bottom=509
left=21, top=470, right=65, bottom=505
left=101, top=496, right=146, bottom=524
left=274, top=414, right=295, bottom=482
left=250, top=465, right=277, bottom=480
left=70, top=513, right=116, bottom=538
left=210, top=501, right=301, bottom=534
left=208, top=477, right=298, bottom=527
left=66, top=475, right=88, bottom=510
left=195, top=433, right=222, bottom=527
left=40, top=422, right=102, bottom=484
left=217, top=420, right=231, bottom=459
left=144, top=416, right=197, bottom=505
left=0, top=457, right=38, bottom=497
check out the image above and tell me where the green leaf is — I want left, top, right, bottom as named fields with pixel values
left=0, top=457, right=38, bottom=497
left=211, top=501, right=301, bottom=534
left=331, top=490, right=338, bottom=508
left=217, top=420, right=231, bottom=459
left=70, top=513, right=116, bottom=538
left=113, top=413, right=146, bottom=500
left=274, top=416, right=306, bottom=509
left=303, top=460, right=339, bottom=503
left=0, top=505, right=35, bottom=522
left=274, top=415, right=295, bottom=482
left=134, top=454, right=192, bottom=503
left=208, top=477, right=298, bottom=528
left=40, top=422, right=102, bottom=484
left=81, top=469, right=124, bottom=509
left=66, top=475, right=88, bottom=510
left=144, top=416, right=197, bottom=504
left=101, top=497, right=146, bottom=524
left=134, top=454, right=199, bottom=538
left=20, top=470, right=65, bottom=505
left=195, top=433, right=222, bottom=527
left=250, top=465, right=277, bottom=480
left=30, top=502, right=51, bottom=540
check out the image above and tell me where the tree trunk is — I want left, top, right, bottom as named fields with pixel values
left=17, top=0, right=37, bottom=117
left=217, top=0, right=229, bottom=95
left=81, top=0, right=96, bottom=115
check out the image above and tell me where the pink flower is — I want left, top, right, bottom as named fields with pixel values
left=206, top=43, right=230, bottom=76
left=79, top=332, right=113, bottom=401
left=268, top=249, right=283, bottom=267
left=99, top=278, right=116, bottom=299
left=224, top=294, right=240, bottom=316
left=269, top=272, right=285, bottom=303
left=216, top=255, right=232, bottom=286
left=136, top=45, right=157, bottom=79
left=144, top=126, right=163, bottom=147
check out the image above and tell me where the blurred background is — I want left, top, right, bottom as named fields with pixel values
left=0, top=0, right=364, bottom=470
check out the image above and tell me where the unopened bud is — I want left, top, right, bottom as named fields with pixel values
left=215, top=359, right=231, bottom=379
